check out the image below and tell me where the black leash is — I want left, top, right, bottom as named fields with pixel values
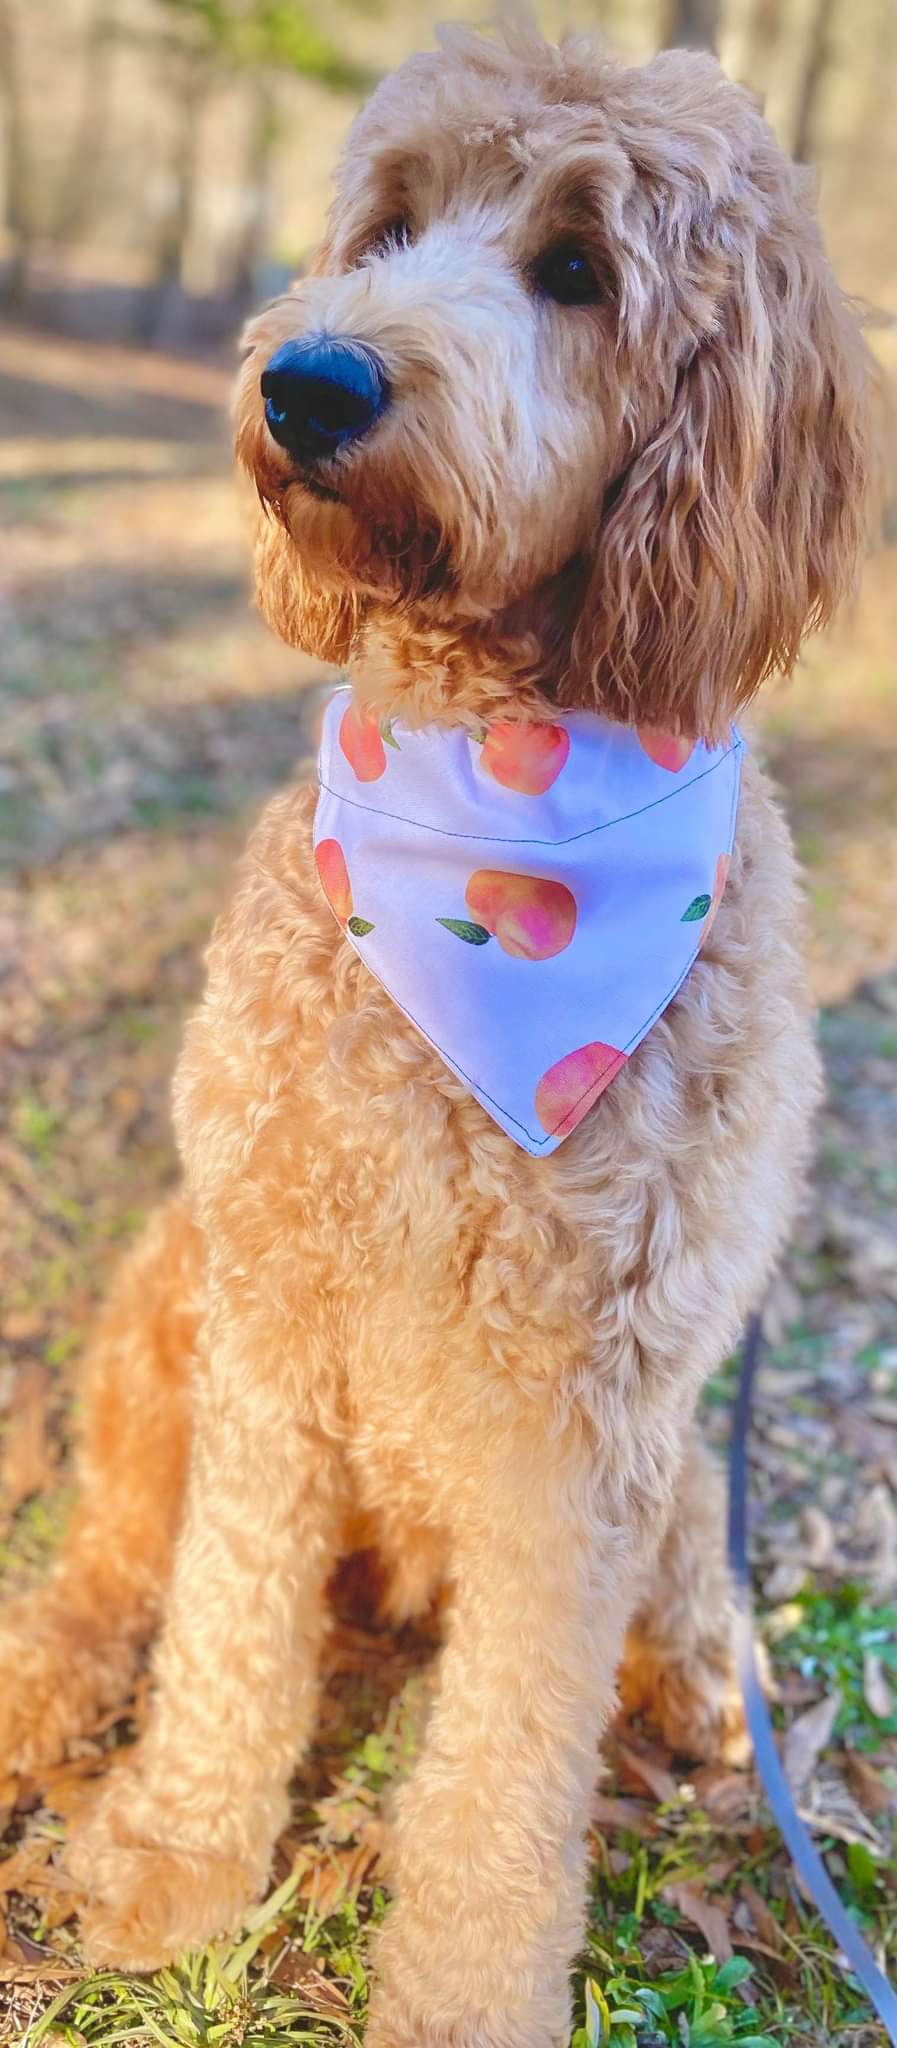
left=728, top=1312, right=897, bottom=2043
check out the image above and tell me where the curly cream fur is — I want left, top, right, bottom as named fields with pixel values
left=0, top=23, right=877, bottom=2045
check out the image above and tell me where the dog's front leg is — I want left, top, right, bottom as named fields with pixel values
left=367, top=1446, right=641, bottom=2048
left=65, top=1296, right=345, bottom=1971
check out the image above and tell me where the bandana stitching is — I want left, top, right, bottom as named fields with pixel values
left=317, top=738, right=740, bottom=847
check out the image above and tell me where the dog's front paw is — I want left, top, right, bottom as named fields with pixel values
left=367, top=1918, right=571, bottom=2048
left=0, top=1628, right=68, bottom=1774
left=66, top=1771, right=261, bottom=1969
left=0, top=1602, right=133, bottom=1775
left=619, top=1628, right=750, bottom=1767
left=366, top=2000, right=568, bottom=2048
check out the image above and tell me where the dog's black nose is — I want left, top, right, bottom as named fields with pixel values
left=261, top=336, right=388, bottom=462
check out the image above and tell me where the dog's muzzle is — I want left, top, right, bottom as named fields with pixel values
left=261, top=335, right=390, bottom=465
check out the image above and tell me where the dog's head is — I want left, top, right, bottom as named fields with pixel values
left=235, top=23, right=877, bottom=737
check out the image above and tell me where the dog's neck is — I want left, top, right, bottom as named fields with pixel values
left=346, top=561, right=589, bottom=732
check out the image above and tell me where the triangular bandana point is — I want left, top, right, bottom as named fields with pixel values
left=315, top=689, right=743, bottom=1155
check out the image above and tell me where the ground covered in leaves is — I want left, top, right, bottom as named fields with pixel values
left=0, top=325, right=895, bottom=2047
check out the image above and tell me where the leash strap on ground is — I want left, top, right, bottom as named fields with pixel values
left=728, top=1312, right=897, bottom=2046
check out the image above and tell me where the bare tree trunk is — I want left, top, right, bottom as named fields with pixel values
left=53, top=0, right=119, bottom=248
left=745, top=0, right=784, bottom=86
left=154, top=60, right=207, bottom=287
left=0, top=0, right=33, bottom=305
left=792, top=0, right=838, bottom=162
left=230, top=69, right=277, bottom=309
left=143, top=50, right=210, bottom=343
left=664, top=0, right=719, bottom=52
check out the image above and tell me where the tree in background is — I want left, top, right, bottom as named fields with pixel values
left=0, top=0, right=32, bottom=305
left=1, top=0, right=887, bottom=329
left=137, top=0, right=369, bottom=326
left=0, top=0, right=368, bottom=319
left=792, top=0, right=837, bottom=160
left=664, top=0, right=718, bottom=51
left=53, top=0, right=120, bottom=251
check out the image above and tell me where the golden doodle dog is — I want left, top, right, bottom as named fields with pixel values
left=0, top=22, right=876, bottom=2044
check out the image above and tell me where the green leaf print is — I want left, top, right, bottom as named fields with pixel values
left=381, top=720, right=401, bottom=750
left=347, top=916, right=375, bottom=937
left=681, top=893, right=712, bottom=922
left=436, top=918, right=492, bottom=945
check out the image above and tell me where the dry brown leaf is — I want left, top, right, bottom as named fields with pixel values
left=863, top=1650, right=895, bottom=1721
left=316, top=1786, right=380, bottom=1846
left=38, top=1756, right=107, bottom=1822
left=41, top=1888, right=80, bottom=1932
left=782, top=1691, right=840, bottom=1795
left=615, top=1743, right=678, bottom=1805
left=661, top=1880, right=733, bottom=1963
left=83, top=1695, right=142, bottom=1739
left=738, top=1880, right=785, bottom=1954
left=0, top=1837, right=53, bottom=1898
left=322, top=1774, right=378, bottom=1809
left=590, top=1791, right=654, bottom=1834
left=0, top=1934, right=79, bottom=1980
left=11, top=1778, right=42, bottom=1818
left=688, top=1765, right=755, bottom=1823
left=640, top=1923, right=688, bottom=1976
left=799, top=1766, right=887, bottom=1851
left=762, top=1561, right=807, bottom=1603
left=798, top=1504, right=835, bottom=1570
left=852, top=1482, right=897, bottom=1597
left=0, top=1363, right=56, bottom=1520
left=298, top=1839, right=380, bottom=1919
left=774, top=1668, right=820, bottom=1709
left=110, top=1084, right=142, bottom=1121
left=0, top=1310, right=47, bottom=1344
left=269, top=1950, right=351, bottom=2006
left=339, top=1835, right=382, bottom=1899
left=845, top=1752, right=896, bottom=1816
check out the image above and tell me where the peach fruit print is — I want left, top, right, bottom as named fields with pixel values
left=681, top=853, right=730, bottom=937
left=314, top=839, right=374, bottom=937
left=477, top=720, right=570, bottom=794
left=437, top=870, right=577, bottom=960
left=636, top=726, right=695, bottom=773
left=339, top=702, right=388, bottom=782
left=535, top=1042, right=628, bottom=1137
left=700, top=852, right=731, bottom=947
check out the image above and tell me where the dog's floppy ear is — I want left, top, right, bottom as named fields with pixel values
left=570, top=177, right=878, bottom=742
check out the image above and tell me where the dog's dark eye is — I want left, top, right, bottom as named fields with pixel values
left=534, top=243, right=605, bottom=306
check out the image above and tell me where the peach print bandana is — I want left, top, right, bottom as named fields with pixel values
left=314, top=688, right=743, bottom=1156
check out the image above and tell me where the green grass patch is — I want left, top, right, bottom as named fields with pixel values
left=30, top=1884, right=376, bottom=2047
left=574, top=1953, right=777, bottom=2047
left=766, top=1582, right=897, bottom=1749
left=11, top=1095, right=63, bottom=1162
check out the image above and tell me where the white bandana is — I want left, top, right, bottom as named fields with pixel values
left=314, top=688, right=743, bottom=1155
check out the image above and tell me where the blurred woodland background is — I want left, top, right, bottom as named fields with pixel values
left=0, top=0, right=895, bottom=341
left=0, top=4, right=895, bottom=2044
